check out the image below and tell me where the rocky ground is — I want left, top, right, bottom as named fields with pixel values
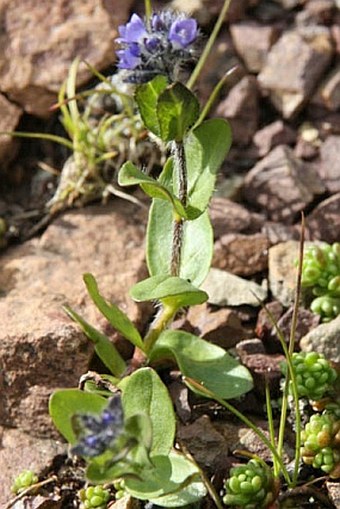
left=0, top=0, right=340, bottom=507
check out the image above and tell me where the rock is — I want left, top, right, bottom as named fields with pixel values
left=209, top=197, right=264, bottom=239
left=268, top=241, right=300, bottom=307
left=0, top=0, right=134, bottom=116
left=185, top=303, right=251, bottom=348
left=212, top=232, right=269, bottom=276
left=197, top=33, right=242, bottom=104
left=0, top=202, right=148, bottom=435
left=0, top=426, right=66, bottom=507
left=242, top=145, right=325, bottom=223
left=261, top=221, right=301, bottom=245
left=177, top=415, right=229, bottom=473
left=313, top=64, right=340, bottom=111
left=306, top=193, right=340, bottom=243
left=241, top=353, right=285, bottom=395
left=202, top=268, right=267, bottom=307
left=326, top=481, right=340, bottom=509
left=230, top=22, right=280, bottom=73
left=258, top=29, right=333, bottom=118
left=171, top=0, right=248, bottom=25
left=238, top=421, right=293, bottom=463
left=108, top=496, right=140, bottom=509
left=260, top=306, right=321, bottom=352
left=318, top=135, right=340, bottom=193
left=297, top=0, right=336, bottom=26
left=272, top=0, right=301, bottom=8
left=235, top=338, right=266, bottom=359
left=12, top=495, right=62, bottom=509
left=216, top=75, right=259, bottom=146
left=255, top=301, right=284, bottom=343
left=0, top=94, right=22, bottom=169
left=300, top=315, right=340, bottom=362
left=253, top=120, right=296, bottom=157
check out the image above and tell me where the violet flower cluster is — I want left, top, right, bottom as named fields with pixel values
left=116, top=11, right=200, bottom=83
left=71, top=395, right=124, bottom=458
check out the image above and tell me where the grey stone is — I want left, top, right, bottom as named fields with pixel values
left=307, top=193, right=340, bottom=244
left=230, top=22, right=280, bottom=73
left=216, top=75, right=259, bottom=146
left=243, top=145, right=325, bottom=223
left=318, top=135, right=340, bottom=194
left=258, top=30, right=333, bottom=118
left=300, top=315, right=340, bottom=362
left=268, top=241, right=300, bottom=307
left=202, top=268, right=267, bottom=307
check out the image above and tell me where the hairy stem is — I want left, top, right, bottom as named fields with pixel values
left=170, top=141, right=187, bottom=276
left=143, top=304, right=177, bottom=354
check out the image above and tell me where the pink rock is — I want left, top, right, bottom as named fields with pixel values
left=253, top=120, right=296, bottom=157
left=210, top=197, right=264, bottom=239
left=0, top=0, right=134, bottom=116
left=0, top=94, right=22, bottom=168
left=306, top=193, right=340, bottom=243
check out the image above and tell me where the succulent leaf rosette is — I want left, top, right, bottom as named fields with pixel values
left=282, top=351, right=338, bottom=401
left=301, top=410, right=340, bottom=477
left=79, top=485, right=110, bottom=509
left=301, top=242, right=340, bottom=322
left=223, top=459, right=277, bottom=509
left=116, top=11, right=200, bottom=83
left=11, top=470, right=39, bottom=494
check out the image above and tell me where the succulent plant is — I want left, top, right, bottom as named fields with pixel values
left=301, top=242, right=340, bottom=322
left=286, top=352, right=338, bottom=401
left=11, top=470, right=38, bottom=494
left=223, top=459, right=277, bottom=509
left=301, top=410, right=340, bottom=477
left=79, top=485, right=110, bottom=509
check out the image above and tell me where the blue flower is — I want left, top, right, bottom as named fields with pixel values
left=71, top=395, right=124, bottom=458
left=115, top=10, right=200, bottom=83
left=168, top=19, right=198, bottom=48
left=117, top=14, right=147, bottom=44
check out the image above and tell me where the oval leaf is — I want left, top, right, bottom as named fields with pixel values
left=186, top=118, right=232, bottom=214
left=49, top=389, right=107, bottom=444
left=124, top=451, right=205, bottom=503
left=118, top=161, right=187, bottom=218
left=135, top=75, right=168, bottom=136
left=149, top=330, right=253, bottom=400
left=157, top=82, right=200, bottom=142
left=146, top=200, right=213, bottom=287
left=120, top=367, right=176, bottom=457
left=130, top=274, right=208, bottom=308
left=84, top=273, right=144, bottom=351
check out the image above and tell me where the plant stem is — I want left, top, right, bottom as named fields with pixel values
left=143, top=304, right=177, bottom=354
left=170, top=141, right=187, bottom=277
left=265, top=379, right=279, bottom=478
left=184, top=376, right=291, bottom=486
left=186, top=0, right=232, bottom=90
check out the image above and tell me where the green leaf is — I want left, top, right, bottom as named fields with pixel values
left=157, top=82, right=200, bottom=142
left=149, top=330, right=253, bottom=400
left=130, top=274, right=208, bottom=308
left=185, top=118, right=232, bottom=214
left=64, top=305, right=126, bottom=377
left=135, top=75, right=168, bottom=136
left=118, top=161, right=187, bottom=218
left=83, top=273, right=145, bottom=351
left=146, top=200, right=213, bottom=287
left=124, top=451, right=205, bottom=504
left=86, top=413, right=154, bottom=483
left=49, top=389, right=107, bottom=443
left=120, top=367, right=176, bottom=457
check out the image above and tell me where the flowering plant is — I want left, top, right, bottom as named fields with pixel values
left=48, top=4, right=254, bottom=507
